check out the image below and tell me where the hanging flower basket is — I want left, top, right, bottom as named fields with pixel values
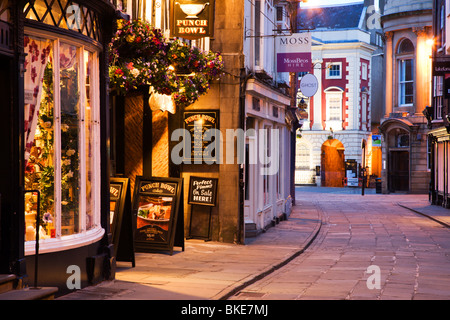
left=109, top=19, right=224, bottom=108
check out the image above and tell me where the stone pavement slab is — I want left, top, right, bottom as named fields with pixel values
left=57, top=202, right=322, bottom=300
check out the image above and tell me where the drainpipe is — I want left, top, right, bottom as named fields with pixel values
left=238, top=69, right=253, bottom=244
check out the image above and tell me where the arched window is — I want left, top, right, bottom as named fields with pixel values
left=396, top=38, right=415, bottom=106
left=324, top=86, right=344, bottom=130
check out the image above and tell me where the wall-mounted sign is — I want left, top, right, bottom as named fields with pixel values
left=372, top=135, right=382, bottom=147
left=276, top=32, right=311, bottom=73
left=183, top=110, right=219, bottom=163
left=171, top=0, right=215, bottom=40
left=132, top=176, right=184, bottom=254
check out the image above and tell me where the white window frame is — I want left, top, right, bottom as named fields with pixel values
left=398, top=58, right=414, bottom=107
left=362, top=63, right=368, bottom=80
left=25, top=28, right=103, bottom=255
left=362, top=92, right=368, bottom=127
left=434, top=75, right=443, bottom=120
left=326, top=62, right=342, bottom=79
left=324, top=87, right=344, bottom=130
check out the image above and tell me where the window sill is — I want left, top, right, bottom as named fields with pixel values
left=25, top=226, right=105, bottom=256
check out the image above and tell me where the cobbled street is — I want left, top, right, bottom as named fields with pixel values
left=230, top=187, right=450, bottom=300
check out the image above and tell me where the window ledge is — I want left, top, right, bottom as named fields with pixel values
left=25, top=226, right=105, bottom=256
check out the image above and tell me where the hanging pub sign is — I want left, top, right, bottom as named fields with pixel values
left=132, top=176, right=184, bottom=255
left=182, top=110, right=219, bottom=163
left=170, top=0, right=215, bottom=40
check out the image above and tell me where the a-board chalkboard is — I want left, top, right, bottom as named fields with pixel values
left=132, top=176, right=184, bottom=255
left=110, top=177, right=135, bottom=266
left=187, top=176, right=218, bottom=241
left=188, top=176, right=218, bottom=207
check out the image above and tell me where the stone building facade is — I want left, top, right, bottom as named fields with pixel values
left=379, top=0, right=433, bottom=194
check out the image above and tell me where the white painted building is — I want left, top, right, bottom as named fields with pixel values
left=242, top=0, right=298, bottom=236
left=295, top=2, right=379, bottom=188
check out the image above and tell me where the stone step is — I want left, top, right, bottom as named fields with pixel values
left=245, top=223, right=261, bottom=238
left=0, top=287, right=58, bottom=300
left=0, top=274, right=16, bottom=294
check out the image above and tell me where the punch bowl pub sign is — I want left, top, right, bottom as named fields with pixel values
left=171, top=0, right=215, bottom=40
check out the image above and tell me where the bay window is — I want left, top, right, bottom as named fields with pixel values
left=24, top=32, right=102, bottom=254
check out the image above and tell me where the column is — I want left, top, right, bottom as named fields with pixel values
left=384, top=31, right=393, bottom=116
left=312, top=59, right=323, bottom=130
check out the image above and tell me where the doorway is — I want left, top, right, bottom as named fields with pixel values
left=389, top=151, right=409, bottom=192
left=321, top=139, right=345, bottom=187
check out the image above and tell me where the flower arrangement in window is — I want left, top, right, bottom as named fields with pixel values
left=109, top=19, right=224, bottom=108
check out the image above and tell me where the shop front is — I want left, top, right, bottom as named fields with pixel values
left=0, top=0, right=118, bottom=296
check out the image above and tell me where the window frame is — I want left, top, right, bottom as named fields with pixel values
left=326, top=62, right=342, bottom=79
left=324, top=87, right=344, bottom=130
left=398, top=58, right=414, bottom=107
left=24, top=27, right=103, bottom=255
left=396, top=38, right=415, bottom=107
left=433, top=75, right=444, bottom=120
left=361, top=62, right=368, bottom=81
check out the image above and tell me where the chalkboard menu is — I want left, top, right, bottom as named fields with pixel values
left=183, top=110, right=219, bottom=163
left=132, top=176, right=184, bottom=254
left=110, top=177, right=135, bottom=266
left=188, top=176, right=218, bottom=207
left=187, top=176, right=218, bottom=241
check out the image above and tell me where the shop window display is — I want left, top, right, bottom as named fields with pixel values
left=24, top=34, right=100, bottom=249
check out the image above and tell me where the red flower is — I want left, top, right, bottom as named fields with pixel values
left=25, top=163, right=35, bottom=174
left=115, top=68, right=124, bottom=75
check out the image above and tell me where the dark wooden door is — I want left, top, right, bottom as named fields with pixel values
left=389, top=151, right=409, bottom=192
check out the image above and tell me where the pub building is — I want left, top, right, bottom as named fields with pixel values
left=0, top=0, right=120, bottom=296
left=109, top=0, right=296, bottom=246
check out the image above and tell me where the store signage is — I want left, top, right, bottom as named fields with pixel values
left=276, top=32, right=311, bottom=72
left=188, top=176, right=218, bottom=206
left=133, top=176, right=184, bottom=254
left=299, top=73, right=318, bottom=97
left=183, top=110, right=219, bottom=163
left=433, top=60, right=450, bottom=75
left=171, top=0, right=215, bottom=40
left=372, top=135, right=381, bottom=147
